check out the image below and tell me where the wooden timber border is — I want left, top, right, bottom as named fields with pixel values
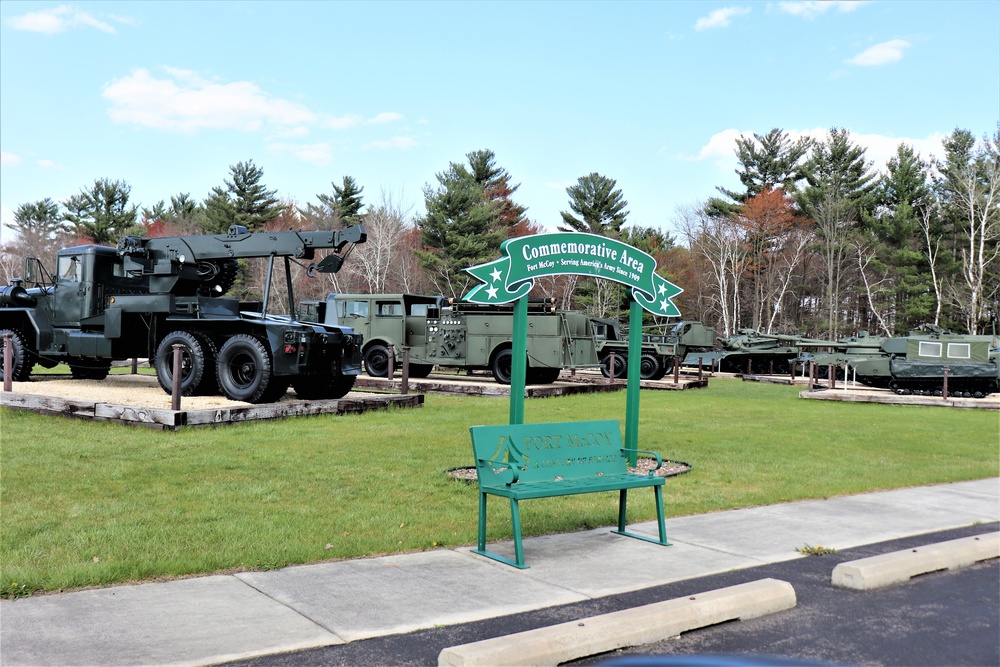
left=0, top=391, right=424, bottom=431
left=353, top=373, right=625, bottom=397
left=799, top=387, right=998, bottom=410
left=561, top=372, right=709, bottom=391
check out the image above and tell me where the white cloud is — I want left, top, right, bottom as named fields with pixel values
left=364, top=137, right=419, bottom=150
left=36, top=159, right=62, bottom=169
left=694, top=6, right=752, bottom=31
left=322, top=114, right=363, bottom=130
left=774, top=1, right=868, bottom=19
left=102, top=68, right=319, bottom=133
left=849, top=131, right=947, bottom=171
left=368, top=112, right=405, bottom=124
left=681, top=128, right=755, bottom=169
left=1, top=151, right=23, bottom=166
left=845, top=39, right=911, bottom=66
left=6, top=4, right=117, bottom=34
left=269, top=142, right=334, bottom=165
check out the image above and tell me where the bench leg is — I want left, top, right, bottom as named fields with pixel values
left=611, top=486, right=671, bottom=547
left=477, top=491, right=488, bottom=552
left=617, top=488, right=629, bottom=533
left=471, top=492, right=531, bottom=570
left=510, top=497, right=525, bottom=568
left=653, top=485, right=669, bottom=545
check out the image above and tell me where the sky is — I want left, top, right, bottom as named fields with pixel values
left=1, top=0, right=998, bottom=242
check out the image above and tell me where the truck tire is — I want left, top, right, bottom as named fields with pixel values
left=190, top=332, right=219, bottom=395
left=0, top=328, right=33, bottom=382
left=216, top=334, right=286, bottom=403
left=68, top=358, right=112, bottom=380
left=639, top=353, right=664, bottom=380
left=407, top=363, right=434, bottom=378
left=528, top=366, right=561, bottom=385
left=491, top=348, right=513, bottom=384
left=599, top=351, right=627, bottom=379
left=155, top=331, right=213, bottom=396
left=291, top=372, right=356, bottom=399
left=364, top=344, right=392, bottom=378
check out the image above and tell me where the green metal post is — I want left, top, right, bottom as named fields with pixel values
left=624, top=298, right=642, bottom=466
left=509, top=295, right=528, bottom=425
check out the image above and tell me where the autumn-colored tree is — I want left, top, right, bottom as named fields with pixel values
left=735, top=188, right=811, bottom=332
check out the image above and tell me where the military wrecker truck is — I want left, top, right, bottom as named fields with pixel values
left=590, top=318, right=716, bottom=379
left=300, top=293, right=598, bottom=384
left=0, top=225, right=368, bottom=403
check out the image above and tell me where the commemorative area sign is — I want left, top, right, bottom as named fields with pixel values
left=463, top=232, right=682, bottom=317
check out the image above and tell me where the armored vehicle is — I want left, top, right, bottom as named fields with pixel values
left=590, top=318, right=715, bottom=379
left=0, top=225, right=367, bottom=403
left=849, top=326, right=999, bottom=397
left=705, top=329, right=845, bottom=375
left=302, top=294, right=598, bottom=384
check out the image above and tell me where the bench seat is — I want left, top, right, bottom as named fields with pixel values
left=470, top=419, right=671, bottom=568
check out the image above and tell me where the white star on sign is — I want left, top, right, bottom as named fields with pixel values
left=486, top=285, right=499, bottom=299
left=490, top=267, right=503, bottom=283
left=660, top=299, right=670, bottom=312
left=658, top=282, right=667, bottom=295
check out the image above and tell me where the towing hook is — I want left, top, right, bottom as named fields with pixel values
left=306, top=263, right=319, bottom=277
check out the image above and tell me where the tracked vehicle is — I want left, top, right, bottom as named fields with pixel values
left=850, top=326, right=999, bottom=397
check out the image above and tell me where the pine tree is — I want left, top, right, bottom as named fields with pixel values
left=204, top=160, right=283, bottom=233
left=867, top=143, right=936, bottom=331
left=203, top=186, right=238, bottom=234
left=558, top=173, right=629, bottom=235
left=466, top=149, right=529, bottom=235
left=416, top=161, right=504, bottom=298
left=708, top=128, right=812, bottom=217
left=6, top=198, right=66, bottom=268
left=306, top=175, right=366, bottom=228
left=799, top=127, right=878, bottom=218
left=7, top=198, right=64, bottom=241
left=62, top=178, right=138, bottom=245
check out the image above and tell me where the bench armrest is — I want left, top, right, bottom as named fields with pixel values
left=476, top=458, right=522, bottom=485
left=622, top=448, right=663, bottom=476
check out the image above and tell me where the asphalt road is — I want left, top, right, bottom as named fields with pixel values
left=222, top=523, right=998, bottom=667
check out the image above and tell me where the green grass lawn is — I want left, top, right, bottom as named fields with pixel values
left=2, top=378, right=997, bottom=597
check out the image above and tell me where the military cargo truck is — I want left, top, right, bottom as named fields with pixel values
left=0, top=225, right=367, bottom=403
left=302, top=294, right=598, bottom=384
left=590, top=318, right=715, bottom=379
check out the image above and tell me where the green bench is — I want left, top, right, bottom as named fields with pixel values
left=469, top=419, right=670, bottom=569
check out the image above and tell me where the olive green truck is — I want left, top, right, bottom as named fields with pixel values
left=301, top=294, right=598, bottom=384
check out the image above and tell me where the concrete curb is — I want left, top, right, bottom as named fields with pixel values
left=437, top=578, right=796, bottom=667
left=832, top=531, right=1000, bottom=591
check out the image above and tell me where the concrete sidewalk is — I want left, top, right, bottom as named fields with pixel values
left=2, top=478, right=998, bottom=667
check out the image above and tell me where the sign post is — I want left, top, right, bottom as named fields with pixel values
left=510, top=296, right=528, bottom=424
left=464, top=232, right=683, bottom=432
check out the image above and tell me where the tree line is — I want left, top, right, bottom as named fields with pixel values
left=3, top=127, right=998, bottom=337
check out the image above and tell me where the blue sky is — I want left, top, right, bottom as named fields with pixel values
left=1, top=1, right=998, bottom=241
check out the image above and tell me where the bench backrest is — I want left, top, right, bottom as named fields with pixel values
left=470, top=420, right=627, bottom=487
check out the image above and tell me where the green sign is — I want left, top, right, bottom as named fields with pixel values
left=463, top=232, right=683, bottom=317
